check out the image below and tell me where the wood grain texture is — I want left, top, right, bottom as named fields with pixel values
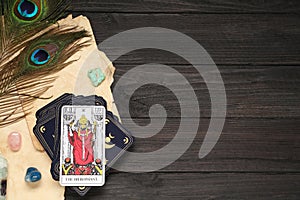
left=114, top=118, right=300, bottom=172
left=72, top=12, right=300, bottom=65
left=112, top=65, right=300, bottom=118
left=70, top=0, right=300, bottom=13
left=66, top=0, right=300, bottom=199
left=65, top=173, right=300, bottom=200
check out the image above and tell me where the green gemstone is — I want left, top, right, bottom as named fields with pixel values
left=88, top=68, right=106, bottom=87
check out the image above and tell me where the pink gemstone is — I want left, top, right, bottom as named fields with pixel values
left=8, top=132, right=22, bottom=152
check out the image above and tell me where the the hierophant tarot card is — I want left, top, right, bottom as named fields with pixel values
left=59, top=105, right=106, bottom=186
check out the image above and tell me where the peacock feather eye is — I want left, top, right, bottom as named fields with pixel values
left=28, top=43, right=59, bottom=68
left=14, top=0, right=41, bottom=21
left=30, top=49, right=50, bottom=66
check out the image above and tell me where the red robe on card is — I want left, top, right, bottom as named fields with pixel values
left=68, top=129, right=94, bottom=166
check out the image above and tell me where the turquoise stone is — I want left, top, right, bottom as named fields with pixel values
left=88, top=68, right=105, bottom=87
left=25, top=167, right=41, bottom=183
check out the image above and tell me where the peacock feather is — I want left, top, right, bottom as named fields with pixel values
left=0, top=0, right=90, bottom=126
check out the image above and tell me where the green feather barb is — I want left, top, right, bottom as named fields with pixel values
left=0, top=0, right=91, bottom=127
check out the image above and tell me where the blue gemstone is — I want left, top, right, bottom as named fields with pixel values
left=30, top=49, right=50, bottom=65
left=25, top=167, right=42, bottom=182
left=17, top=0, right=38, bottom=19
left=25, top=167, right=36, bottom=174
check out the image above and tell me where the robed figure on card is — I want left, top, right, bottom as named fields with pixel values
left=60, top=106, right=105, bottom=186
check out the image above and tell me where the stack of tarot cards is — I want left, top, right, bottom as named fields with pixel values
left=33, top=93, right=134, bottom=196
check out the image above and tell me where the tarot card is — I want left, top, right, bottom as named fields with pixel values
left=33, top=93, right=107, bottom=160
left=59, top=105, right=106, bottom=187
left=33, top=93, right=73, bottom=159
left=53, top=94, right=107, bottom=159
left=104, top=112, right=134, bottom=168
left=51, top=111, right=134, bottom=180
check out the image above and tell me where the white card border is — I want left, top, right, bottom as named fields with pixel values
left=59, top=105, right=106, bottom=187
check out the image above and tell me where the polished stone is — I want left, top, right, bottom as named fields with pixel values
left=25, top=167, right=41, bottom=183
left=88, top=68, right=105, bottom=87
left=8, top=132, right=22, bottom=152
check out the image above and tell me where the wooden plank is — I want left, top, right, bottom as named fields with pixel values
left=70, top=0, right=300, bottom=13
left=72, top=13, right=300, bottom=65
left=64, top=4, right=300, bottom=200
left=111, top=65, right=300, bottom=118
left=65, top=173, right=300, bottom=199
left=108, top=118, right=300, bottom=172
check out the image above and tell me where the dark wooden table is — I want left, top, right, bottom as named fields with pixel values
left=66, top=1, right=300, bottom=199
